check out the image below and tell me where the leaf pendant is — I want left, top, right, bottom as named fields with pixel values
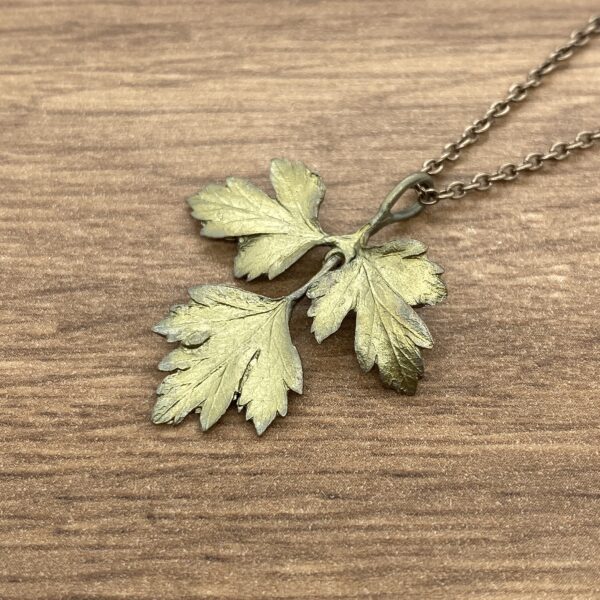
left=153, top=159, right=446, bottom=434
left=153, top=286, right=302, bottom=435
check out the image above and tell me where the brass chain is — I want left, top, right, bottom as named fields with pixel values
left=418, top=15, right=600, bottom=204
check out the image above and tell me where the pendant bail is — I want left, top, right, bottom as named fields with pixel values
left=381, top=172, right=433, bottom=220
left=366, top=172, right=435, bottom=237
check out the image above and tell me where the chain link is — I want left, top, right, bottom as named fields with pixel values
left=418, top=15, right=600, bottom=204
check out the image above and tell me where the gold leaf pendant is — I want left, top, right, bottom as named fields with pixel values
left=153, top=160, right=446, bottom=434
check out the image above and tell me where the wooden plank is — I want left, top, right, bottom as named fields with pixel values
left=0, top=1, right=598, bottom=598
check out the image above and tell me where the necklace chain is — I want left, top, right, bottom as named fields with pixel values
left=418, top=15, right=600, bottom=204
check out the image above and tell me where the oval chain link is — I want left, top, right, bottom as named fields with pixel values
left=418, top=15, right=600, bottom=204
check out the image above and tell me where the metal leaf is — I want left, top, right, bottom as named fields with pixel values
left=307, top=239, right=446, bottom=394
left=188, top=158, right=328, bottom=280
left=153, top=285, right=302, bottom=434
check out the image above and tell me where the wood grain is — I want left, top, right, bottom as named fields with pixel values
left=1, top=1, right=599, bottom=598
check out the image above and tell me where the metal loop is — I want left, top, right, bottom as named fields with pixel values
left=472, top=119, right=492, bottom=134
left=472, top=172, right=492, bottom=190
left=499, top=163, right=518, bottom=180
left=553, top=46, right=574, bottom=61
left=422, top=158, right=443, bottom=175
left=524, top=153, right=544, bottom=170
left=576, top=131, right=594, bottom=148
left=416, top=183, right=440, bottom=205
left=526, top=71, right=543, bottom=86
left=370, top=172, right=434, bottom=232
left=550, top=142, right=569, bottom=160
left=490, top=101, right=511, bottom=117
left=443, top=143, right=460, bottom=161
left=447, top=181, right=466, bottom=199
left=508, top=83, right=528, bottom=102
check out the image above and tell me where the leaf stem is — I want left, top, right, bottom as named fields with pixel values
left=287, top=254, right=342, bottom=303
left=285, top=174, right=434, bottom=305
left=360, top=172, right=433, bottom=241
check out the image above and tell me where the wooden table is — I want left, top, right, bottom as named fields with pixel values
left=1, top=1, right=599, bottom=598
